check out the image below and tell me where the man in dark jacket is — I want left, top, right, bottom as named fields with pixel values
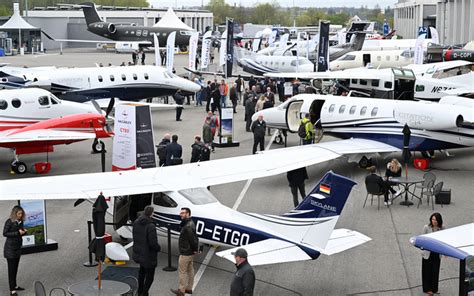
left=365, top=166, right=391, bottom=205
left=230, top=83, right=238, bottom=113
left=165, top=135, right=183, bottom=166
left=190, top=136, right=205, bottom=163
left=132, top=206, right=161, bottom=296
left=250, top=115, right=266, bottom=154
left=171, top=207, right=199, bottom=296
left=230, top=248, right=255, bottom=296
left=156, top=133, right=171, bottom=167
left=173, top=89, right=185, bottom=121
left=287, top=167, right=309, bottom=207
left=245, top=95, right=257, bottom=132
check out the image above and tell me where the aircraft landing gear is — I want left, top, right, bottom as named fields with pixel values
left=92, top=139, right=105, bottom=153
left=11, top=160, right=27, bottom=174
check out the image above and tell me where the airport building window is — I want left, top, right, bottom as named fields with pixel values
left=384, top=81, right=392, bottom=89
left=329, top=104, right=335, bottom=113
left=133, top=74, right=138, bottom=80
left=38, top=96, right=49, bottom=106
left=11, top=98, right=21, bottom=108
left=349, top=105, right=356, bottom=114
left=121, top=74, right=126, bottom=81
left=110, top=75, right=115, bottom=82
left=371, top=107, right=378, bottom=117
left=371, top=80, right=379, bottom=87
left=153, top=192, right=178, bottom=208
left=0, top=99, right=7, bottom=110
left=144, top=73, right=149, bottom=80
left=98, top=75, right=103, bottom=82
left=339, top=105, right=346, bottom=114
left=360, top=106, right=367, bottom=116
left=360, top=79, right=367, bottom=85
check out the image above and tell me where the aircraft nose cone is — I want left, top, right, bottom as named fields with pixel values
left=182, top=79, right=201, bottom=92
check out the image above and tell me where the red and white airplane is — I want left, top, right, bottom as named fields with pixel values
left=0, top=88, right=113, bottom=174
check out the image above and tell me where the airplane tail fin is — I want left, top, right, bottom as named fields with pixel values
left=79, top=2, right=102, bottom=25
left=350, top=32, right=366, bottom=51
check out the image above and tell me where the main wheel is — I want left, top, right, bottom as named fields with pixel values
left=274, top=135, right=284, bottom=145
left=11, top=161, right=27, bottom=174
left=92, top=140, right=105, bottom=153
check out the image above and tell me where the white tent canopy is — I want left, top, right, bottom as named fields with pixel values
left=0, top=3, right=38, bottom=29
left=153, top=7, right=194, bottom=31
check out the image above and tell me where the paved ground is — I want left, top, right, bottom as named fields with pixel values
left=0, top=50, right=473, bottom=295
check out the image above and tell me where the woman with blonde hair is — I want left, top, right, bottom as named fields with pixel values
left=385, top=158, right=402, bottom=198
left=3, top=205, right=27, bottom=296
left=255, top=95, right=267, bottom=113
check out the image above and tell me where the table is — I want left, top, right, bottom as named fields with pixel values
left=389, top=177, right=424, bottom=206
left=68, top=280, right=130, bottom=296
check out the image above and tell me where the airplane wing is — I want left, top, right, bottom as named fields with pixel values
left=89, top=99, right=179, bottom=110
left=0, top=129, right=96, bottom=143
left=0, top=138, right=399, bottom=201
left=216, top=229, right=372, bottom=265
left=410, top=223, right=474, bottom=260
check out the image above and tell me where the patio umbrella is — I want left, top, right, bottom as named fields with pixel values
left=88, top=193, right=108, bottom=289
left=402, top=123, right=411, bottom=177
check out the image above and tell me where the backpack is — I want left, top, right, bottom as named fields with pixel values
left=298, top=121, right=308, bottom=138
left=199, top=145, right=211, bottom=161
left=156, top=144, right=167, bottom=160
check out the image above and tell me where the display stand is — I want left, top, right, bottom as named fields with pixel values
left=214, top=107, right=239, bottom=148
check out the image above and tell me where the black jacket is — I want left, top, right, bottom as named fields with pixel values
left=166, top=142, right=183, bottom=166
left=245, top=99, right=257, bottom=118
left=230, top=260, right=255, bottom=296
left=287, top=167, right=309, bottom=187
left=173, top=91, right=185, bottom=105
left=190, top=141, right=205, bottom=163
left=156, top=138, right=170, bottom=165
left=178, top=218, right=198, bottom=256
left=132, top=214, right=161, bottom=268
left=365, top=173, right=388, bottom=193
left=3, top=219, right=24, bottom=259
left=251, top=120, right=266, bottom=138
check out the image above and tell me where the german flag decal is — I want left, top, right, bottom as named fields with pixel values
left=319, top=184, right=331, bottom=195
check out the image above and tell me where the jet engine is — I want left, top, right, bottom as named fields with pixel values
left=88, top=22, right=117, bottom=36
left=394, top=101, right=464, bottom=130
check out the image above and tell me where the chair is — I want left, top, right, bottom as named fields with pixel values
left=122, top=275, right=138, bottom=296
left=417, top=179, right=435, bottom=207
left=421, top=181, right=444, bottom=210
left=34, top=281, right=66, bottom=296
left=364, top=181, right=386, bottom=210
left=415, top=172, right=436, bottom=197
left=49, top=288, right=66, bottom=296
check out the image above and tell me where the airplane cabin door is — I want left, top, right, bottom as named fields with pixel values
left=363, top=54, right=371, bottom=67
left=309, top=99, right=325, bottom=142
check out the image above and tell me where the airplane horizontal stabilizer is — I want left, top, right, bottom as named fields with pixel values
left=0, top=129, right=97, bottom=143
left=321, top=228, right=372, bottom=256
left=216, top=238, right=313, bottom=266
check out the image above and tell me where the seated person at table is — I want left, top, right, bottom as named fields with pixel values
left=385, top=158, right=402, bottom=197
left=365, top=166, right=392, bottom=205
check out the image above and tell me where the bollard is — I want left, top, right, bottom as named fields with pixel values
left=84, top=220, right=98, bottom=267
left=163, top=224, right=177, bottom=272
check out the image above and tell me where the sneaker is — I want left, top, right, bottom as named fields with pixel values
left=393, top=189, right=402, bottom=198
left=384, top=202, right=389, bottom=206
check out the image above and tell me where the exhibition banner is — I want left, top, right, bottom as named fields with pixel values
left=153, top=33, right=161, bottom=66
left=317, top=20, right=330, bottom=72
left=188, top=32, right=199, bottom=70
left=219, top=30, right=227, bottom=66
left=166, top=31, right=176, bottom=72
left=201, top=31, right=212, bottom=69
left=20, top=200, right=47, bottom=246
left=226, top=18, right=234, bottom=78
left=220, top=108, right=234, bottom=143
left=135, top=105, right=156, bottom=169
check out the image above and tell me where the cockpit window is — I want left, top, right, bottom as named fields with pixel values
left=339, top=54, right=356, bottom=61
left=0, top=99, right=7, bottom=110
left=50, top=95, right=60, bottom=104
left=179, top=188, right=218, bottom=205
left=153, top=192, right=178, bottom=208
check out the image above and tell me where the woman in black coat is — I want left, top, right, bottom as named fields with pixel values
left=3, top=206, right=27, bottom=296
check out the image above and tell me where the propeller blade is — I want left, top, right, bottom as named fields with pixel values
left=105, top=97, right=115, bottom=118
left=90, top=99, right=103, bottom=115
left=74, top=199, right=85, bottom=207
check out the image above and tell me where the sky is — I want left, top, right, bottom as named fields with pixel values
left=149, top=0, right=397, bottom=9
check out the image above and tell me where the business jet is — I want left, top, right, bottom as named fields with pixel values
left=361, top=38, right=433, bottom=51
left=0, top=88, right=112, bottom=173
left=330, top=49, right=414, bottom=70
left=0, top=65, right=201, bottom=103
left=253, top=93, right=474, bottom=157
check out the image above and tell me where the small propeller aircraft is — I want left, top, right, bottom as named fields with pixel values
left=0, top=88, right=113, bottom=173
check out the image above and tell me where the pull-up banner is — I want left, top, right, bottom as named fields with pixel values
left=113, top=104, right=156, bottom=171
left=226, top=18, right=234, bottom=78
left=317, top=20, right=330, bottom=72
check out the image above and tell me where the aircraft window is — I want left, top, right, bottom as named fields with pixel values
left=121, top=74, right=126, bottom=81
left=110, top=75, right=115, bottom=82
left=38, top=96, right=49, bottom=106
left=270, top=61, right=273, bottom=66
left=0, top=99, right=7, bottom=110
left=144, top=73, right=149, bottom=80
left=371, top=80, right=379, bottom=87
left=371, top=107, right=378, bottom=117
left=131, top=31, right=135, bottom=35
left=339, top=54, right=356, bottom=61
left=349, top=105, right=356, bottom=114
left=11, top=98, right=21, bottom=108
left=339, top=105, right=346, bottom=114
left=136, top=30, right=142, bottom=37
left=377, top=56, right=381, bottom=62
left=416, top=84, right=425, bottom=92
left=163, top=33, right=167, bottom=37
left=351, top=79, right=358, bottom=84
left=290, top=60, right=297, bottom=66
left=384, top=81, right=392, bottom=89
left=98, top=75, right=103, bottom=82
left=360, top=79, right=367, bottom=85
left=157, top=33, right=160, bottom=36
left=133, top=73, right=138, bottom=80
left=275, top=62, right=279, bottom=66
left=179, top=188, right=218, bottom=205
left=328, top=104, right=335, bottom=113
left=386, top=56, right=390, bottom=61
left=282, top=62, right=285, bottom=66
left=395, top=55, right=399, bottom=61
left=153, top=192, right=178, bottom=208
left=298, top=59, right=311, bottom=65
left=360, top=106, right=367, bottom=116
left=143, top=30, right=148, bottom=37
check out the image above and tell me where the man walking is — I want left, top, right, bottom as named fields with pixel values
left=299, top=113, right=315, bottom=145
left=251, top=115, right=266, bottom=154
left=132, top=206, right=161, bottom=296
left=287, top=167, right=308, bottom=207
left=171, top=207, right=199, bottom=296
left=230, top=248, right=255, bottom=296
left=173, top=89, right=185, bottom=121
left=245, top=95, right=257, bottom=132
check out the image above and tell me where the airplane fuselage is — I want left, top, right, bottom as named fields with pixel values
left=330, top=50, right=413, bottom=70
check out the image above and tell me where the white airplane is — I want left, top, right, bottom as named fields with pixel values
left=330, top=49, right=414, bottom=70
left=0, top=65, right=200, bottom=103
left=253, top=93, right=474, bottom=156
left=361, top=38, right=433, bottom=51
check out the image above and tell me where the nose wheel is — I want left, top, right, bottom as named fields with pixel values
left=11, top=160, right=27, bottom=174
left=92, top=139, right=106, bottom=153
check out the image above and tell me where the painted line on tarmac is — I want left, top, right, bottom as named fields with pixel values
left=193, top=131, right=278, bottom=290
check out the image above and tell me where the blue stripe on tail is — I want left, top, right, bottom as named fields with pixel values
left=285, top=171, right=356, bottom=219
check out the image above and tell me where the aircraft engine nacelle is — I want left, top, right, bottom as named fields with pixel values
left=394, top=101, right=464, bottom=130
left=89, top=22, right=117, bottom=36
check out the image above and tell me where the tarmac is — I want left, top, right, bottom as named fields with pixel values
left=0, top=49, right=473, bottom=296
